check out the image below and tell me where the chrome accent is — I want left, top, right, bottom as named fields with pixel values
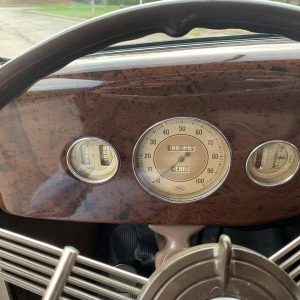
left=0, top=228, right=148, bottom=300
left=217, top=235, right=231, bottom=291
left=0, top=227, right=298, bottom=299
left=66, top=137, right=120, bottom=184
left=43, top=246, right=78, bottom=300
left=210, top=298, right=238, bottom=300
left=88, top=34, right=287, bottom=57
left=270, top=235, right=300, bottom=286
left=139, top=235, right=300, bottom=299
left=245, top=140, right=300, bottom=187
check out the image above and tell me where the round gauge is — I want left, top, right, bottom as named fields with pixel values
left=133, top=117, right=231, bottom=203
left=246, top=140, right=300, bottom=187
left=66, top=137, right=119, bottom=184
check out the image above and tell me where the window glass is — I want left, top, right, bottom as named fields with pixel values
left=0, top=0, right=299, bottom=58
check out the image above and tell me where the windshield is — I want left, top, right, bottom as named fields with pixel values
left=0, top=0, right=299, bottom=58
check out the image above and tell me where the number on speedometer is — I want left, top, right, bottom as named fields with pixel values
left=132, top=117, right=231, bottom=203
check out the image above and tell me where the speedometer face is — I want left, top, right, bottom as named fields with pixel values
left=133, top=117, right=231, bottom=203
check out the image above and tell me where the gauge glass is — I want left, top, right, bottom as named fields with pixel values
left=133, top=117, right=231, bottom=203
left=246, top=140, right=300, bottom=187
left=66, top=137, right=119, bottom=184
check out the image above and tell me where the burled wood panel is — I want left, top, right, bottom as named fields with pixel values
left=0, top=44, right=300, bottom=225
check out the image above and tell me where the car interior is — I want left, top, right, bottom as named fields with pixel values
left=0, top=0, right=299, bottom=299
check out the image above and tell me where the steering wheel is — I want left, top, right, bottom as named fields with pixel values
left=0, top=0, right=300, bottom=108
left=0, top=0, right=300, bottom=299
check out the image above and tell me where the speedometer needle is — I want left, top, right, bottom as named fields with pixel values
left=152, top=152, right=190, bottom=183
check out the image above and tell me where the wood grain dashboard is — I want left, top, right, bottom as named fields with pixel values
left=0, top=40, right=300, bottom=225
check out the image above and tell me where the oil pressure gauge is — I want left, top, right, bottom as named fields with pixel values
left=246, top=140, right=300, bottom=187
left=66, top=137, right=119, bottom=184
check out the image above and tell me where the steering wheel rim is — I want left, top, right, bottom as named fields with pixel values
left=0, top=0, right=300, bottom=109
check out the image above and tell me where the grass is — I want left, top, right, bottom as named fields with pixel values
left=30, top=1, right=299, bottom=20
left=31, top=4, right=125, bottom=19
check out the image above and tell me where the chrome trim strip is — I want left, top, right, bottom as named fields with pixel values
left=43, top=246, right=78, bottom=300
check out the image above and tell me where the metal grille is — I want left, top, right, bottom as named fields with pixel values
left=0, top=228, right=148, bottom=300
left=0, top=226, right=298, bottom=299
left=270, top=236, right=300, bottom=287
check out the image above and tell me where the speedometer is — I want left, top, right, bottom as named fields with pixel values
left=133, top=117, right=231, bottom=203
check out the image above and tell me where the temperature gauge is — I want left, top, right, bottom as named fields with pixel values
left=246, top=140, right=300, bottom=187
left=66, top=137, right=119, bottom=184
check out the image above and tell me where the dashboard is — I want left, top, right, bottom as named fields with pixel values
left=0, top=39, right=300, bottom=225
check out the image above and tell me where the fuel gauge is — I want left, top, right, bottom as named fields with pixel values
left=66, top=137, right=119, bottom=184
left=246, top=140, right=300, bottom=187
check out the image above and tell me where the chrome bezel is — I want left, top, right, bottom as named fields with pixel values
left=245, top=140, right=300, bottom=187
left=66, top=137, right=120, bottom=184
left=132, top=117, right=232, bottom=203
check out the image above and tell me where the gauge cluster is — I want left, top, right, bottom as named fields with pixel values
left=1, top=42, right=300, bottom=224
left=66, top=118, right=300, bottom=203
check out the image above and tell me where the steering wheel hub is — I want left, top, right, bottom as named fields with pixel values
left=139, top=235, right=299, bottom=299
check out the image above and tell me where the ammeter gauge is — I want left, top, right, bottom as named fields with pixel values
left=66, top=137, right=119, bottom=184
left=246, top=140, right=299, bottom=187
